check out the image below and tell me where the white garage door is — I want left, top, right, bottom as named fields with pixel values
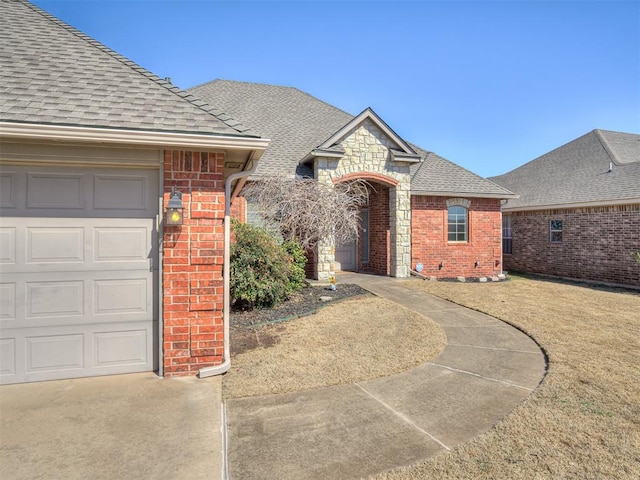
left=0, top=165, right=159, bottom=385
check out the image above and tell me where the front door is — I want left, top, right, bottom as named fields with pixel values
left=335, top=240, right=356, bottom=271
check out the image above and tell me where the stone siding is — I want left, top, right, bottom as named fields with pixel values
left=314, top=119, right=412, bottom=278
left=504, top=204, right=640, bottom=286
left=162, top=150, right=225, bottom=376
left=411, top=196, right=503, bottom=278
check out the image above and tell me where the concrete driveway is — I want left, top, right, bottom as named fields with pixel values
left=0, top=373, right=222, bottom=480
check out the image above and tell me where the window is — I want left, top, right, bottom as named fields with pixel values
left=550, top=219, right=563, bottom=243
left=502, top=215, right=513, bottom=254
left=448, top=205, right=468, bottom=242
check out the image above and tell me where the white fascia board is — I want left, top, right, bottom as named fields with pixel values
left=411, top=190, right=519, bottom=199
left=0, top=122, right=270, bottom=152
left=299, top=149, right=344, bottom=164
left=502, top=197, right=640, bottom=212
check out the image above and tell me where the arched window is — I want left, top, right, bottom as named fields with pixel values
left=447, top=205, right=468, bottom=242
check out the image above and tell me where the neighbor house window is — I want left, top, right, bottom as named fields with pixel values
left=447, top=205, right=468, bottom=242
left=502, top=215, right=513, bottom=254
left=550, top=219, right=563, bottom=243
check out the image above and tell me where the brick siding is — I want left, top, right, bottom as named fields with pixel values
left=162, top=150, right=225, bottom=376
left=358, top=182, right=390, bottom=275
left=411, top=196, right=503, bottom=278
left=504, top=205, right=640, bottom=286
left=230, top=195, right=246, bottom=223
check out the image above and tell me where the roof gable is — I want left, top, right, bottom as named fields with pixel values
left=0, top=0, right=254, bottom=137
left=313, top=108, right=420, bottom=162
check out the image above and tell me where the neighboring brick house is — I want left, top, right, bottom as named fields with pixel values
left=0, top=0, right=267, bottom=384
left=489, top=130, right=640, bottom=287
left=189, top=80, right=517, bottom=281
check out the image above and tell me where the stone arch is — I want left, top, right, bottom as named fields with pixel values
left=332, top=171, right=399, bottom=187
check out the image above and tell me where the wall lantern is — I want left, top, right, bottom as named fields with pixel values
left=165, top=187, right=184, bottom=226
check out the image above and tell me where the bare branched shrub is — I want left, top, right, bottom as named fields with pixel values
left=241, top=177, right=370, bottom=249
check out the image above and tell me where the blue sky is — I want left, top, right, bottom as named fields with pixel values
left=31, top=0, right=639, bottom=177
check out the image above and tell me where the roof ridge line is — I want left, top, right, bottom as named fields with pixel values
left=21, top=0, right=257, bottom=137
left=593, top=129, right=622, bottom=167
left=293, top=86, right=355, bottom=119
left=199, top=79, right=356, bottom=120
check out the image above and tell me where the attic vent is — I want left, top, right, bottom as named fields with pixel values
left=164, top=77, right=172, bottom=84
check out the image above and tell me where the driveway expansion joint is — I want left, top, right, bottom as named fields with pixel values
left=428, top=362, right=535, bottom=391
left=355, top=383, right=451, bottom=452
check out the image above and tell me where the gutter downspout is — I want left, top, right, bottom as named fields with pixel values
left=198, top=158, right=258, bottom=378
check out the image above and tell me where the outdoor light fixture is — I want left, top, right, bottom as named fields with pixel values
left=165, top=187, right=184, bottom=226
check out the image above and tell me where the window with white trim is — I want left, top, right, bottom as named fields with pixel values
left=447, top=205, right=468, bottom=242
left=502, top=215, right=513, bottom=254
left=550, top=219, right=563, bottom=243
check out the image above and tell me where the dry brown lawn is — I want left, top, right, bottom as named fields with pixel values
left=223, top=296, right=446, bottom=398
left=372, top=274, right=640, bottom=480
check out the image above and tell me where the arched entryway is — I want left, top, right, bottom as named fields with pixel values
left=333, top=173, right=398, bottom=276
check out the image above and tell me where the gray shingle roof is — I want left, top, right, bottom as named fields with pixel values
left=489, top=129, right=640, bottom=210
left=188, top=79, right=514, bottom=197
left=188, top=80, right=353, bottom=177
left=409, top=144, right=515, bottom=197
left=0, top=0, right=254, bottom=137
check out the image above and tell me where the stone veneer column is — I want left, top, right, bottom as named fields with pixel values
left=390, top=182, right=412, bottom=278
left=163, top=150, right=225, bottom=377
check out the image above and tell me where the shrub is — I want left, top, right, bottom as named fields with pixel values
left=230, top=221, right=305, bottom=310
left=283, top=240, right=307, bottom=294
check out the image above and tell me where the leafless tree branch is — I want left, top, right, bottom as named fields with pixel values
left=241, top=177, right=371, bottom=249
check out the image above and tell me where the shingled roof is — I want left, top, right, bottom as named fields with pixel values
left=489, top=129, right=640, bottom=210
left=188, top=79, right=514, bottom=197
left=189, top=80, right=353, bottom=177
left=0, top=0, right=254, bottom=137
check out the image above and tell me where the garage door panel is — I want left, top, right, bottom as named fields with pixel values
left=27, top=227, right=84, bottom=264
left=2, top=219, right=154, bottom=274
left=0, top=338, right=16, bottom=375
left=27, top=172, right=86, bottom=209
left=1, top=321, right=155, bottom=384
left=8, top=272, right=152, bottom=327
left=94, top=174, right=149, bottom=210
left=94, top=329, right=148, bottom=367
left=94, top=226, right=150, bottom=263
left=0, top=164, right=158, bottom=384
left=0, top=227, right=16, bottom=263
left=94, top=278, right=149, bottom=315
left=27, top=280, right=84, bottom=318
left=0, top=172, right=18, bottom=208
left=0, top=283, right=16, bottom=321
left=26, top=333, right=85, bottom=373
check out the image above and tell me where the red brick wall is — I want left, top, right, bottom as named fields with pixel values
left=358, top=183, right=390, bottom=275
left=163, top=150, right=225, bottom=377
left=411, top=196, right=502, bottom=278
left=230, top=195, right=246, bottom=223
left=504, top=205, right=640, bottom=286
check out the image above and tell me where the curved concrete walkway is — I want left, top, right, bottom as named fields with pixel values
left=224, top=274, right=546, bottom=480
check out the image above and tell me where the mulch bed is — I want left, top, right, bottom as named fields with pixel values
left=229, top=283, right=369, bottom=355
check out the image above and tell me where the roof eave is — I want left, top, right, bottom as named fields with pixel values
left=299, top=148, right=345, bottom=164
left=411, top=190, right=519, bottom=199
left=0, top=121, right=270, bottom=152
left=502, top=197, right=640, bottom=212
